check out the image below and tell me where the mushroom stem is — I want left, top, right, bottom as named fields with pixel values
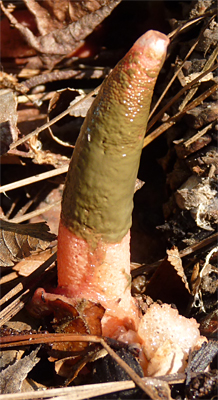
left=56, top=30, right=169, bottom=335
left=57, top=223, right=138, bottom=336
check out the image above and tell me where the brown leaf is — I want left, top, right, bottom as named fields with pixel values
left=68, top=0, right=115, bottom=22
left=48, top=88, right=95, bottom=148
left=174, top=134, right=212, bottom=159
left=185, top=102, right=218, bottom=130
left=49, top=296, right=104, bottom=379
left=27, top=289, right=105, bottom=352
left=166, top=247, right=190, bottom=291
left=200, top=309, right=218, bottom=338
left=23, top=0, right=63, bottom=36
left=28, top=289, right=104, bottom=380
left=145, top=246, right=191, bottom=313
left=24, top=0, right=110, bottom=33
left=13, top=248, right=55, bottom=277
left=175, top=176, right=217, bottom=230
left=0, top=220, right=56, bottom=267
left=50, top=297, right=104, bottom=352
left=0, top=347, right=40, bottom=394
left=0, top=0, right=122, bottom=68
left=0, top=321, right=34, bottom=373
left=0, top=89, right=18, bottom=155
left=0, top=347, right=24, bottom=372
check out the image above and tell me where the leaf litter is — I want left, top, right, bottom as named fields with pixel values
left=0, top=0, right=218, bottom=399
left=0, top=220, right=56, bottom=267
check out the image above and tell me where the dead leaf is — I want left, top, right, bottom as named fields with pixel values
left=27, top=289, right=105, bottom=379
left=0, top=321, right=34, bottom=373
left=174, top=134, right=212, bottom=159
left=175, top=176, right=217, bottom=231
left=145, top=246, right=191, bottom=313
left=23, top=0, right=111, bottom=33
left=68, top=0, right=115, bottom=23
left=49, top=298, right=103, bottom=349
left=13, top=248, right=55, bottom=277
left=185, top=102, right=218, bottom=129
left=0, top=89, right=18, bottom=155
left=201, top=264, right=218, bottom=294
left=23, top=0, right=64, bottom=35
left=190, top=263, right=201, bottom=295
left=0, top=220, right=56, bottom=267
left=166, top=247, right=190, bottom=292
left=69, top=91, right=95, bottom=118
left=0, top=348, right=23, bottom=373
left=0, top=347, right=40, bottom=394
left=0, top=72, right=26, bottom=93
left=200, top=309, right=218, bottom=338
left=27, top=290, right=104, bottom=352
left=0, top=0, right=122, bottom=68
left=48, top=88, right=95, bottom=148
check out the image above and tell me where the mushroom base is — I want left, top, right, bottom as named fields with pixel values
left=57, top=220, right=139, bottom=337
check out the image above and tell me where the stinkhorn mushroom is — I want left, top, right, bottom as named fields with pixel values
left=30, top=30, right=206, bottom=376
left=56, top=29, right=169, bottom=338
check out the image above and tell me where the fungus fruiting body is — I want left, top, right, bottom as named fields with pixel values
left=138, top=303, right=204, bottom=376
left=56, top=30, right=169, bottom=337
left=30, top=30, right=206, bottom=375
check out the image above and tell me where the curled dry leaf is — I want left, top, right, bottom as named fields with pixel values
left=0, top=89, right=18, bottom=155
left=68, top=0, right=117, bottom=23
left=200, top=309, right=218, bottom=338
left=24, top=0, right=113, bottom=33
left=201, top=263, right=218, bottom=295
left=13, top=248, right=55, bottom=277
left=27, top=290, right=104, bottom=378
left=0, top=0, right=122, bottom=68
left=187, top=340, right=218, bottom=375
left=54, top=346, right=98, bottom=380
left=0, top=347, right=40, bottom=394
left=145, top=246, right=191, bottom=313
left=28, top=290, right=105, bottom=345
left=0, top=72, right=26, bottom=93
left=0, top=220, right=56, bottom=267
left=0, top=321, right=35, bottom=374
left=47, top=88, right=95, bottom=148
left=69, top=91, right=95, bottom=118
left=185, top=101, right=218, bottom=130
